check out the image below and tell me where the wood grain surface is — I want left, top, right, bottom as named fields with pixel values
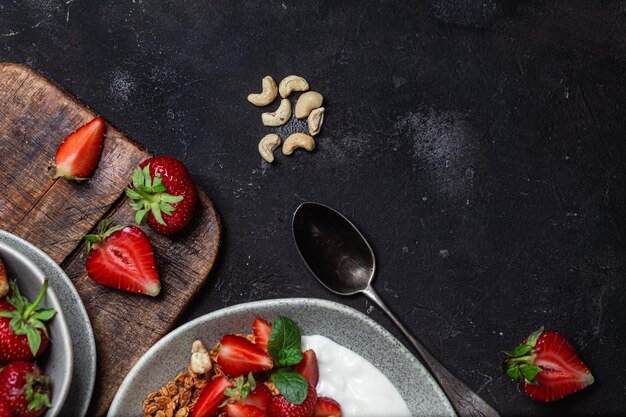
left=0, top=63, right=221, bottom=416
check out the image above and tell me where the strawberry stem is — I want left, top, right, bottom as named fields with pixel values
left=23, top=280, right=47, bottom=318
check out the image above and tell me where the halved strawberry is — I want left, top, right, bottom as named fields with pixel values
left=253, top=318, right=272, bottom=352
left=241, top=384, right=272, bottom=412
left=191, top=376, right=231, bottom=417
left=54, top=117, right=105, bottom=181
left=83, top=220, right=161, bottom=296
left=217, top=335, right=273, bottom=377
left=223, top=404, right=265, bottom=417
left=295, top=350, right=319, bottom=388
left=314, top=397, right=342, bottom=417
left=502, top=327, right=594, bottom=402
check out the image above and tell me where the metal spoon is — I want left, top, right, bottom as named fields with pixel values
left=292, top=202, right=499, bottom=417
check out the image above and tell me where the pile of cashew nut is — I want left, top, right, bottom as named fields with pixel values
left=248, top=75, right=325, bottom=163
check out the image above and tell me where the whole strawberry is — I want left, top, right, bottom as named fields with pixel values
left=502, top=326, right=594, bottom=402
left=268, top=385, right=317, bottom=417
left=125, top=156, right=197, bottom=235
left=0, top=280, right=55, bottom=364
left=0, top=399, right=14, bottom=417
left=0, top=361, right=51, bottom=417
left=0, top=257, right=8, bottom=299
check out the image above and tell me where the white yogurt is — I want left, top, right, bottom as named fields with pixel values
left=301, top=335, right=412, bottom=417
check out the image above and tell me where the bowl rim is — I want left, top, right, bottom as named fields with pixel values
left=109, top=297, right=455, bottom=417
left=0, top=241, right=74, bottom=417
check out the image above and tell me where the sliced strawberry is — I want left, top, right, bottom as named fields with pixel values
left=224, top=404, right=266, bottom=417
left=190, top=376, right=231, bottom=417
left=217, top=335, right=273, bottom=377
left=314, top=397, right=342, bottom=417
left=242, top=384, right=272, bottom=412
left=268, top=385, right=317, bottom=417
left=54, top=116, right=105, bottom=181
left=253, top=318, right=272, bottom=352
left=502, top=327, right=594, bottom=402
left=295, top=350, right=319, bottom=388
left=83, top=220, right=161, bottom=296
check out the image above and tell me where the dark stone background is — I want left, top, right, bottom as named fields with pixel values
left=2, top=1, right=625, bottom=416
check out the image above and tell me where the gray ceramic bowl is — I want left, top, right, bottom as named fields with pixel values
left=109, top=298, right=456, bottom=417
left=0, top=242, right=73, bottom=417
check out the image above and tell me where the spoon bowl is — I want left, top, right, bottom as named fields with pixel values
left=293, top=201, right=500, bottom=417
left=293, top=202, right=374, bottom=295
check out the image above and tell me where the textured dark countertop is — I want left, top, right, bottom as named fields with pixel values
left=2, top=1, right=625, bottom=416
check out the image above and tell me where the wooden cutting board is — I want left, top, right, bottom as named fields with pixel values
left=0, top=63, right=221, bottom=416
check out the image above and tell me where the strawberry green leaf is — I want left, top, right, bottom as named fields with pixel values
left=142, top=165, right=152, bottom=187
left=271, top=368, right=308, bottom=405
left=25, top=326, right=41, bottom=356
left=151, top=205, right=167, bottom=225
left=135, top=208, right=150, bottom=226
left=504, top=364, right=521, bottom=382
left=520, top=364, right=542, bottom=383
left=125, top=188, right=143, bottom=201
left=32, top=308, right=56, bottom=321
left=526, top=326, right=544, bottom=347
left=132, top=167, right=145, bottom=189
left=503, top=344, right=533, bottom=358
left=161, top=194, right=184, bottom=204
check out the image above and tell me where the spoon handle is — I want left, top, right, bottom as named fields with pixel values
left=363, top=286, right=500, bottom=417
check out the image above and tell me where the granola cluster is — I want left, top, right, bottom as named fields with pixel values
left=142, top=364, right=211, bottom=417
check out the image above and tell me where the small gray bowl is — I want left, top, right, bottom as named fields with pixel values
left=109, top=298, right=455, bottom=417
left=0, top=242, right=73, bottom=417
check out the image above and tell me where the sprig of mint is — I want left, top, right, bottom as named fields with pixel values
left=266, top=316, right=308, bottom=405
left=270, top=368, right=308, bottom=405
left=267, top=316, right=303, bottom=366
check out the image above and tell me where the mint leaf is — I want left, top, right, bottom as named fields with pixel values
left=267, top=316, right=302, bottom=364
left=278, top=347, right=303, bottom=367
left=271, top=368, right=308, bottom=405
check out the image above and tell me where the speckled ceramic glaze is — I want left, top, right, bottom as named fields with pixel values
left=109, top=298, right=456, bottom=417
left=0, top=231, right=96, bottom=417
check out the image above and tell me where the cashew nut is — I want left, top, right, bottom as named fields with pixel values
left=261, top=99, right=292, bottom=127
left=295, top=91, right=324, bottom=119
left=307, top=107, right=325, bottom=136
left=0, top=258, right=7, bottom=299
left=279, top=75, right=309, bottom=98
left=282, top=133, right=315, bottom=155
left=247, top=76, right=278, bottom=106
left=190, top=340, right=212, bottom=374
left=258, top=134, right=282, bottom=163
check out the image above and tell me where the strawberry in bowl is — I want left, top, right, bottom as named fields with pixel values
left=0, top=243, right=74, bottom=417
